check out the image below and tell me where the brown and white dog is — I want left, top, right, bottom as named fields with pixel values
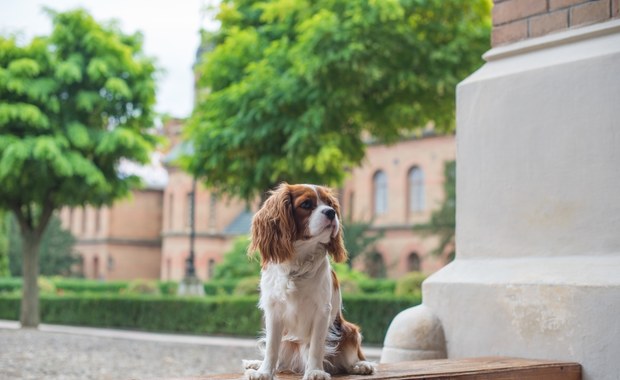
left=243, top=183, right=375, bottom=380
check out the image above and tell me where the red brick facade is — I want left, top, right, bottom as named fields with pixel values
left=62, top=134, right=455, bottom=280
left=59, top=190, right=163, bottom=280
left=492, top=0, right=620, bottom=46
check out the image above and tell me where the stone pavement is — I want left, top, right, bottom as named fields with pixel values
left=0, top=320, right=382, bottom=380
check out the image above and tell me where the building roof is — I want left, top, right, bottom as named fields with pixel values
left=163, top=140, right=194, bottom=166
left=118, top=152, right=169, bottom=190
left=223, top=210, right=254, bottom=236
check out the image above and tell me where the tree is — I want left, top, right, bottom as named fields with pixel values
left=342, top=217, right=383, bottom=269
left=0, top=212, right=9, bottom=277
left=186, top=0, right=491, bottom=200
left=212, top=237, right=260, bottom=280
left=8, top=215, right=80, bottom=277
left=414, top=160, right=456, bottom=261
left=0, top=9, right=157, bottom=326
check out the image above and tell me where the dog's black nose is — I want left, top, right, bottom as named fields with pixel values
left=323, top=208, right=336, bottom=221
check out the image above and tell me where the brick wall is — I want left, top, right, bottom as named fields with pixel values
left=492, top=0, right=620, bottom=46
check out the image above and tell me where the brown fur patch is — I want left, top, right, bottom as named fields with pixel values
left=331, top=270, right=340, bottom=290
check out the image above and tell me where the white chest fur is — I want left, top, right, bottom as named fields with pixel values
left=258, top=252, right=339, bottom=342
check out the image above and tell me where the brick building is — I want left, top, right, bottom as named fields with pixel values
left=492, top=0, right=619, bottom=45
left=61, top=126, right=455, bottom=280
left=342, top=134, right=455, bottom=277
left=59, top=154, right=167, bottom=280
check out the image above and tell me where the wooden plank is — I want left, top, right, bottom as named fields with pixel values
left=153, top=357, right=581, bottom=380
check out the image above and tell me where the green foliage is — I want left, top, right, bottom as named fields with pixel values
left=126, top=279, right=161, bottom=295
left=8, top=215, right=80, bottom=277
left=357, top=278, right=396, bottom=295
left=0, top=8, right=158, bottom=325
left=233, top=276, right=260, bottom=295
left=212, top=237, right=260, bottom=280
left=0, top=9, right=158, bottom=217
left=52, top=278, right=127, bottom=294
left=186, top=0, right=491, bottom=200
left=342, top=217, right=383, bottom=268
left=394, top=271, right=427, bottom=297
left=0, top=292, right=419, bottom=344
left=158, top=281, right=179, bottom=295
left=0, top=212, right=9, bottom=277
left=203, top=279, right=239, bottom=296
left=0, top=277, right=21, bottom=293
left=414, top=160, right=456, bottom=260
left=341, top=294, right=420, bottom=344
left=37, top=277, right=57, bottom=294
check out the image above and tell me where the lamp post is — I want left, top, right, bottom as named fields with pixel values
left=178, top=177, right=204, bottom=296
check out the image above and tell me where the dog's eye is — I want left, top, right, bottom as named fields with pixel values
left=299, top=200, right=313, bottom=209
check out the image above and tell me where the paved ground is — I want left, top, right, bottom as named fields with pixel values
left=0, top=320, right=382, bottom=380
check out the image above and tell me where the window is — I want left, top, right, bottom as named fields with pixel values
left=166, top=258, right=172, bottom=280
left=168, top=193, right=174, bottom=230
left=366, top=252, right=386, bottom=278
left=68, top=208, right=74, bottom=231
left=208, top=258, right=216, bottom=280
left=81, top=207, right=88, bottom=234
left=407, top=252, right=421, bottom=272
left=107, top=256, right=115, bottom=271
left=409, top=166, right=425, bottom=212
left=93, top=256, right=100, bottom=279
left=95, top=208, right=101, bottom=233
left=209, top=193, right=217, bottom=232
left=373, top=170, right=388, bottom=215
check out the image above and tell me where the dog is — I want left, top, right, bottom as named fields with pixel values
left=243, top=183, right=376, bottom=380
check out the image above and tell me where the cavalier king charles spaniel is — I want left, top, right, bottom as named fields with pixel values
left=243, top=183, right=375, bottom=380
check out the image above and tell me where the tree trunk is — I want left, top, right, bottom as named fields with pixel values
left=20, top=230, right=41, bottom=328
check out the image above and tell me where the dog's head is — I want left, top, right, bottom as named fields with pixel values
left=249, top=183, right=347, bottom=266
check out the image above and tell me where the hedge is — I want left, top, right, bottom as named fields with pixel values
left=0, top=278, right=244, bottom=296
left=0, top=293, right=419, bottom=344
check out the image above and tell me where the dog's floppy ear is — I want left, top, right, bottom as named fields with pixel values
left=249, top=183, right=295, bottom=266
left=325, top=190, right=348, bottom=263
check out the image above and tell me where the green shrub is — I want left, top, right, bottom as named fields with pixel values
left=234, top=277, right=260, bottom=296
left=357, top=278, right=397, bottom=294
left=203, top=279, right=238, bottom=296
left=158, top=281, right=178, bottom=295
left=53, top=278, right=128, bottom=294
left=395, top=271, right=427, bottom=297
left=338, top=278, right=361, bottom=294
left=0, top=293, right=420, bottom=344
left=126, top=279, right=161, bottom=295
left=0, top=277, right=21, bottom=293
left=0, top=294, right=19, bottom=320
left=342, top=294, right=421, bottom=344
left=213, top=237, right=260, bottom=280
left=38, top=277, right=57, bottom=294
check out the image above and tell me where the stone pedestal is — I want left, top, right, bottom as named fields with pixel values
left=177, top=276, right=205, bottom=296
left=383, top=20, right=620, bottom=380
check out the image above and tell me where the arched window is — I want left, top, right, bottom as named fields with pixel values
left=407, top=252, right=421, bottom=272
left=409, top=167, right=425, bottom=212
left=93, top=256, right=100, bottom=279
left=208, top=258, right=216, bottom=280
left=366, top=252, right=386, bottom=278
left=373, top=170, right=388, bottom=215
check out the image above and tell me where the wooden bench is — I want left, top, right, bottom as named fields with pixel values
left=158, top=357, right=581, bottom=379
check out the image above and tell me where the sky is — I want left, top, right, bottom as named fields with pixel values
left=0, top=0, right=219, bottom=118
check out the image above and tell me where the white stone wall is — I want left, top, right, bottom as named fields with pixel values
left=422, top=20, right=620, bottom=380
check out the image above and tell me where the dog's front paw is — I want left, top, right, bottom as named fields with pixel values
left=245, top=368, right=273, bottom=380
left=349, top=360, right=376, bottom=375
left=303, top=369, right=331, bottom=380
left=242, top=360, right=263, bottom=371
